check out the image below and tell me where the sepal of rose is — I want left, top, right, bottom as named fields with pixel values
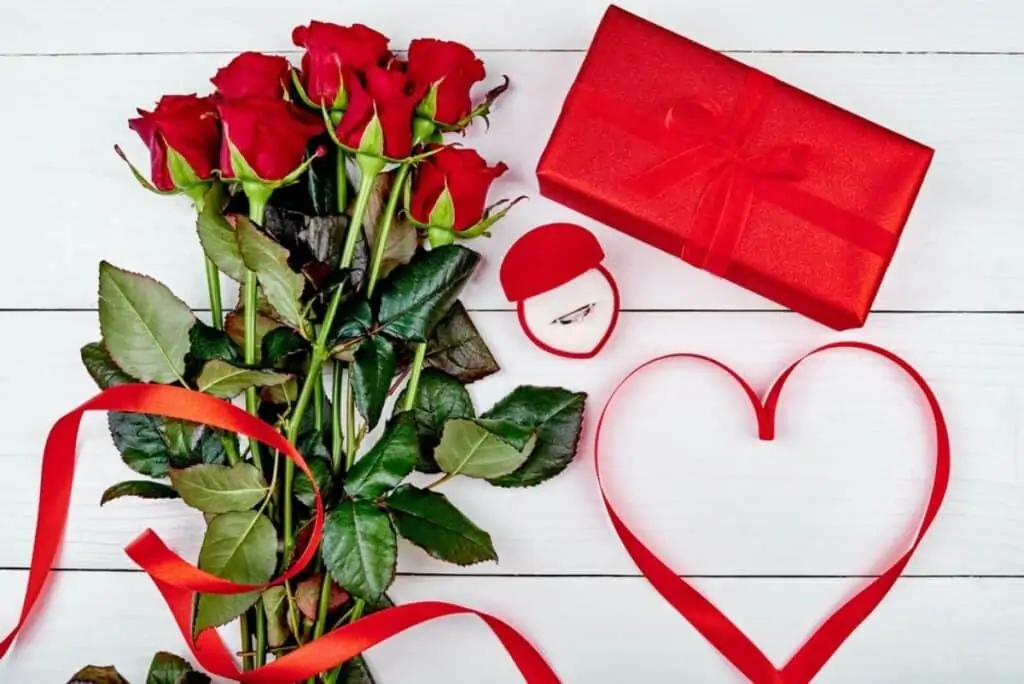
left=291, top=69, right=348, bottom=116
left=223, top=140, right=328, bottom=193
left=113, top=144, right=211, bottom=205
left=438, top=75, right=511, bottom=134
left=417, top=196, right=528, bottom=247
left=320, top=102, right=442, bottom=166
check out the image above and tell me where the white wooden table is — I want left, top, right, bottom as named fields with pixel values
left=2, top=1, right=1023, bottom=681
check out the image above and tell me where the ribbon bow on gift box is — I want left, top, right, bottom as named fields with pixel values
left=574, top=69, right=896, bottom=279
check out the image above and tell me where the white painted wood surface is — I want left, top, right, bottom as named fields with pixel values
left=2, top=0, right=1023, bottom=681
left=2, top=0, right=1023, bottom=53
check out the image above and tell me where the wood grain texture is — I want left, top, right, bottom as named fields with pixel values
left=1, top=51, right=1021, bottom=311
left=2, top=0, right=1022, bottom=678
left=2, top=311, right=1022, bottom=575
left=1, top=571, right=1021, bottom=683
left=3, top=0, right=1024, bottom=54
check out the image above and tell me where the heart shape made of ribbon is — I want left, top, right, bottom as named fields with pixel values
left=594, top=342, right=950, bottom=683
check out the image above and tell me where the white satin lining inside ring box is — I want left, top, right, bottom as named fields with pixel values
left=520, top=268, right=617, bottom=355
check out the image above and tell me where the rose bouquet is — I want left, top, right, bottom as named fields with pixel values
left=69, top=21, right=585, bottom=684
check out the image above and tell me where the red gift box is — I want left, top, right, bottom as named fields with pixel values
left=537, top=5, right=933, bottom=330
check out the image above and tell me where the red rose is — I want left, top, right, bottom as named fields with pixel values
left=407, top=39, right=486, bottom=125
left=218, top=98, right=323, bottom=182
left=128, top=94, right=219, bottom=191
left=292, top=21, right=391, bottom=109
left=212, top=52, right=292, bottom=100
left=409, top=146, right=508, bottom=231
left=334, top=64, right=426, bottom=159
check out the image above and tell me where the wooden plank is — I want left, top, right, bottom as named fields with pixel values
left=0, top=52, right=1020, bottom=311
left=3, top=0, right=1023, bottom=54
left=2, top=310, right=1023, bottom=575
left=1, top=571, right=1021, bottom=682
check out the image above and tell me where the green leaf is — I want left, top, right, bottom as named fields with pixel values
left=194, top=511, right=278, bottom=633
left=344, top=412, right=419, bottom=499
left=67, top=665, right=129, bottom=684
left=98, top=262, right=197, bottom=384
left=108, top=412, right=174, bottom=477
left=423, top=302, right=499, bottom=383
left=233, top=281, right=279, bottom=319
left=263, top=204, right=350, bottom=269
left=236, top=216, right=306, bottom=329
left=296, top=573, right=349, bottom=620
left=295, top=398, right=332, bottom=463
left=178, top=673, right=213, bottom=684
left=169, top=463, right=268, bottom=514
left=146, top=651, right=205, bottom=684
left=327, top=298, right=374, bottom=349
left=261, top=327, right=310, bottom=367
left=484, top=387, right=588, bottom=488
left=377, top=245, right=480, bottom=342
left=322, top=500, right=396, bottom=602
left=261, top=376, right=299, bottom=404
left=108, top=413, right=226, bottom=478
left=363, top=172, right=418, bottom=280
left=352, top=335, right=396, bottom=430
left=189, top=323, right=242, bottom=364
left=197, top=202, right=246, bottom=282
left=100, top=480, right=180, bottom=506
left=196, top=359, right=292, bottom=399
left=295, top=457, right=331, bottom=508
left=188, top=425, right=230, bottom=468
left=262, top=586, right=290, bottom=649
left=386, top=485, right=496, bottom=565
left=396, top=369, right=474, bottom=473
left=225, top=309, right=282, bottom=358
left=474, top=418, right=538, bottom=452
left=81, top=342, right=136, bottom=389
left=433, top=419, right=535, bottom=480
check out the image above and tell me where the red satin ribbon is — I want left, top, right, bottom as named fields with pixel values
left=1, top=383, right=559, bottom=683
left=572, top=77, right=897, bottom=278
left=594, top=342, right=950, bottom=683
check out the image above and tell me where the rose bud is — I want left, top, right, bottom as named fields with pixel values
left=116, top=94, right=219, bottom=201
left=331, top=63, right=427, bottom=161
left=407, top=38, right=486, bottom=128
left=408, top=145, right=520, bottom=247
left=217, top=97, right=325, bottom=190
left=212, top=51, right=292, bottom=100
left=292, top=21, right=391, bottom=111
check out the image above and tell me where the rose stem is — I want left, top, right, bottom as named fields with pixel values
left=335, top=148, right=356, bottom=481
left=322, top=599, right=366, bottom=684
left=365, top=163, right=411, bottom=296
left=331, top=148, right=350, bottom=483
left=243, top=188, right=271, bottom=669
left=192, top=190, right=226, bottom=332
left=204, top=256, right=224, bottom=330
left=282, top=155, right=383, bottom=584
left=323, top=140, right=431, bottom=680
left=243, top=189, right=271, bottom=475
left=194, top=203, right=235, bottom=465
left=309, top=161, right=410, bottom=663
left=393, top=122, right=438, bottom=415
left=303, top=150, right=354, bottom=684
left=402, top=342, right=428, bottom=411
left=239, top=613, right=254, bottom=672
